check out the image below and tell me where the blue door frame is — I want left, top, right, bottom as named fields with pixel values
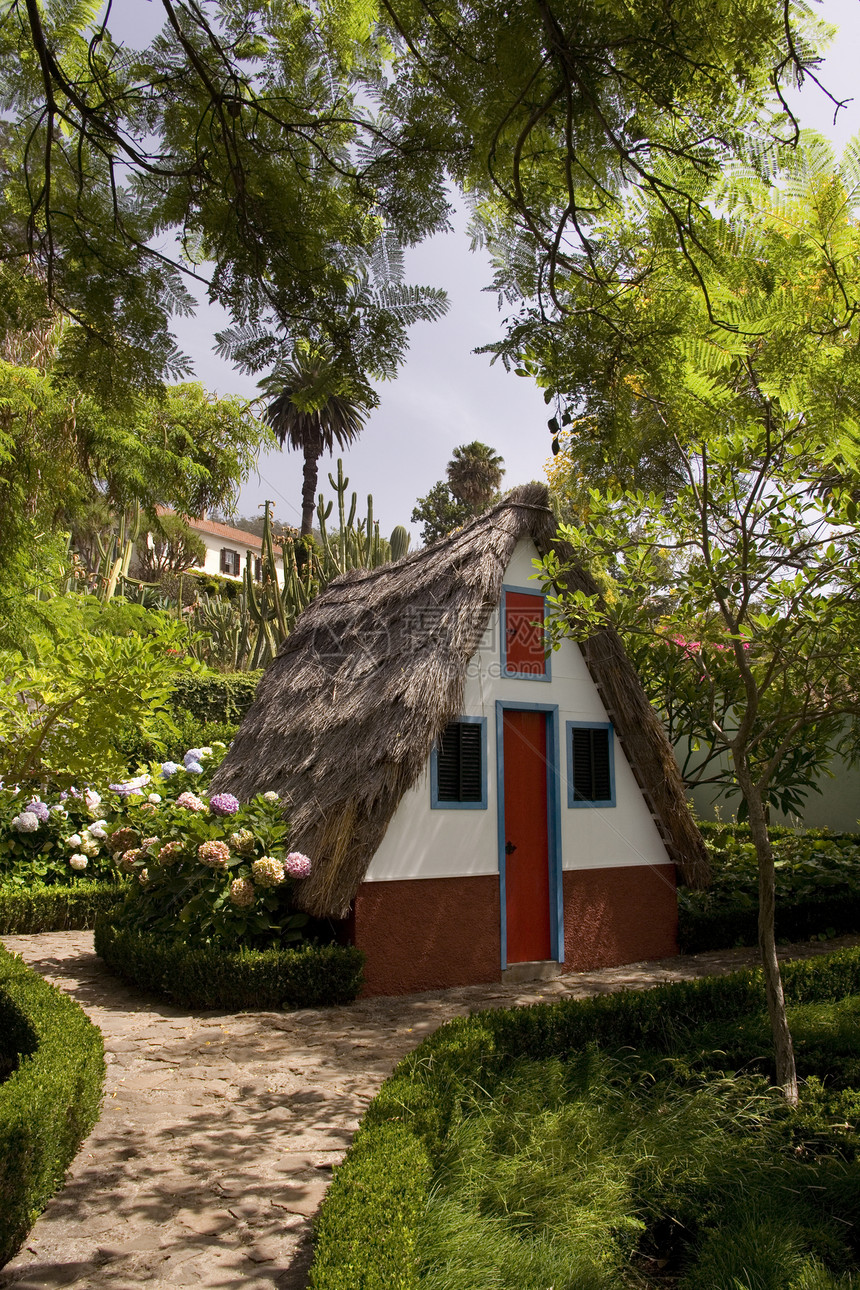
left=495, top=700, right=564, bottom=970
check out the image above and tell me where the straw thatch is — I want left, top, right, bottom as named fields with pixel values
left=212, top=482, right=710, bottom=916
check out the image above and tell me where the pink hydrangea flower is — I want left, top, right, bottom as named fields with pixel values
left=198, top=839, right=231, bottom=870
left=284, top=852, right=312, bottom=879
left=175, top=792, right=206, bottom=812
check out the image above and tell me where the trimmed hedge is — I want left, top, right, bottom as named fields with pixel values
left=0, top=881, right=125, bottom=935
left=0, top=944, right=104, bottom=1267
left=679, top=892, right=860, bottom=953
left=308, top=944, right=860, bottom=1288
left=94, top=916, right=365, bottom=1010
left=169, top=672, right=262, bottom=724
left=310, top=1124, right=431, bottom=1290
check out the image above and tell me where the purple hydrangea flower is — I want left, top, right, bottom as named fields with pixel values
left=24, top=800, right=50, bottom=822
left=209, top=792, right=240, bottom=817
left=160, top=761, right=180, bottom=778
left=185, top=761, right=204, bottom=775
left=183, top=748, right=204, bottom=767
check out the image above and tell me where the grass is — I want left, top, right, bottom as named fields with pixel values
left=417, top=999, right=860, bottom=1289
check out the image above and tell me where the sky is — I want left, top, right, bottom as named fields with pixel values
left=151, top=0, right=860, bottom=537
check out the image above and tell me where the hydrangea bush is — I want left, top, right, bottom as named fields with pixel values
left=0, top=746, right=224, bottom=885
left=1, top=742, right=314, bottom=951
left=109, top=781, right=312, bottom=949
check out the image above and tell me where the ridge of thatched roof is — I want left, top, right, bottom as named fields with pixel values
left=212, top=482, right=709, bottom=916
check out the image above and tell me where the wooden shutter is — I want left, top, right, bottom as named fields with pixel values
left=571, top=727, right=612, bottom=801
left=504, top=591, right=546, bottom=675
left=437, top=722, right=483, bottom=802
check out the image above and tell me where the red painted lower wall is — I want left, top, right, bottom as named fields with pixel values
left=352, top=875, right=501, bottom=996
left=353, top=864, right=678, bottom=996
left=561, top=864, right=677, bottom=971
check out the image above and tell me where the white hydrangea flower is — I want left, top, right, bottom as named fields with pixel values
left=148, top=793, right=162, bottom=804
left=12, top=812, right=39, bottom=832
left=88, top=824, right=108, bottom=840
left=84, top=788, right=102, bottom=813
left=69, top=854, right=88, bottom=870
left=80, top=839, right=100, bottom=857
left=262, top=791, right=279, bottom=803
left=66, top=833, right=83, bottom=847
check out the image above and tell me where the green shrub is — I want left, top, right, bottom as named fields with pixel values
left=0, top=623, right=194, bottom=788
left=116, top=711, right=239, bottom=769
left=0, top=943, right=104, bottom=1267
left=0, top=880, right=124, bottom=933
left=680, top=825, right=860, bottom=952
left=308, top=947, right=860, bottom=1289
left=0, top=785, right=125, bottom=887
left=94, top=916, right=364, bottom=1009
left=114, top=672, right=258, bottom=767
left=168, top=672, right=261, bottom=724
left=108, top=781, right=312, bottom=949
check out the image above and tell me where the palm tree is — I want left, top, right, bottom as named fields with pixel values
left=446, top=442, right=505, bottom=510
left=262, top=344, right=372, bottom=536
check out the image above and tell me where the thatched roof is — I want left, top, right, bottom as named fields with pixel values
left=212, top=482, right=710, bottom=916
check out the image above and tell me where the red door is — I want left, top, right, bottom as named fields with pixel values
left=502, top=709, right=551, bottom=963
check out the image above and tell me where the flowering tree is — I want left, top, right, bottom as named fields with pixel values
left=539, top=139, right=860, bottom=1103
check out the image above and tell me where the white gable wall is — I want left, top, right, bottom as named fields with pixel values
left=365, top=538, right=670, bottom=882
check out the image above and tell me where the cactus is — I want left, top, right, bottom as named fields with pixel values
left=96, top=504, right=142, bottom=603
left=190, top=468, right=411, bottom=670
left=389, top=525, right=411, bottom=562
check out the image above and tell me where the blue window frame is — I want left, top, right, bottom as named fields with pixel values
left=430, top=716, right=488, bottom=809
left=500, top=585, right=552, bottom=682
left=566, top=721, right=616, bottom=807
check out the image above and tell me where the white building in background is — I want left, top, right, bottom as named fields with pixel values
left=153, top=509, right=285, bottom=586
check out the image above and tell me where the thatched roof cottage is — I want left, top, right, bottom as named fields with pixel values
left=213, top=482, right=708, bottom=995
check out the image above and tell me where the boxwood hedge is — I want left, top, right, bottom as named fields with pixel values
left=94, top=916, right=365, bottom=1010
left=0, top=944, right=104, bottom=1268
left=307, top=945, right=860, bottom=1289
left=0, top=881, right=124, bottom=935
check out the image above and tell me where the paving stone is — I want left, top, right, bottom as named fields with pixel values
left=174, top=1209, right=232, bottom=1237
left=271, top=1182, right=330, bottom=1218
left=244, top=1242, right=282, bottom=1264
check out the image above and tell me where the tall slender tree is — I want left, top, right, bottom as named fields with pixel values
left=261, top=345, right=371, bottom=537
left=536, top=137, right=860, bottom=1103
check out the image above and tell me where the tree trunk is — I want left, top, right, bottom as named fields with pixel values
left=301, top=449, right=319, bottom=537
left=742, top=776, right=799, bottom=1104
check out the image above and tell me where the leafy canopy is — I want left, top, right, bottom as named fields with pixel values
left=0, top=0, right=450, bottom=393
left=380, top=0, right=831, bottom=309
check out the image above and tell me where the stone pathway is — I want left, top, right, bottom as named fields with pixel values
left=2, top=932, right=858, bottom=1289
